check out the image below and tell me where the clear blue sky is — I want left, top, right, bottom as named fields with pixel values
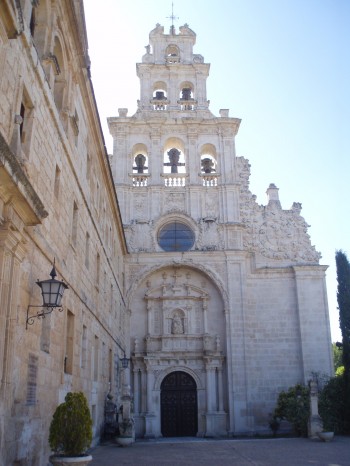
left=84, top=0, right=350, bottom=342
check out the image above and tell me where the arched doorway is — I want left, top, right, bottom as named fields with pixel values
left=161, top=371, right=198, bottom=437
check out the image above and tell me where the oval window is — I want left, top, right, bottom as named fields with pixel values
left=158, top=222, right=194, bottom=252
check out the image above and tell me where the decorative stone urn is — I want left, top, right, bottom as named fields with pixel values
left=317, top=431, right=334, bottom=442
left=50, top=455, right=93, bottom=466
left=116, top=436, right=134, bottom=447
left=116, top=383, right=135, bottom=447
left=116, top=418, right=135, bottom=447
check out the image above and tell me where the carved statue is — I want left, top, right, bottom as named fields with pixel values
left=171, top=314, right=184, bottom=334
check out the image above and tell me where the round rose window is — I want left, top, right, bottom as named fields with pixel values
left=158, top=222, right=194, bottom=252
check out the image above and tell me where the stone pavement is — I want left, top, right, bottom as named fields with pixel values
left=89, top=436, right=350, bottom=466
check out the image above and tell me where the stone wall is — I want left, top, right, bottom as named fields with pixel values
left=0, top=1, right=127, bottom=465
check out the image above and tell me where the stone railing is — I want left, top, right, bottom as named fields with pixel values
left=130, top=173, right=150, bottom=187
left=200, top=173, right=219, bottom=187
left=177, top=99, right=197, bottom=111
left=161, top=173, right=187, bottom=187
left=150, top=98, right=169, bottom=111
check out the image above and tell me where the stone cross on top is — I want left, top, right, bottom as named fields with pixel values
left=166, top=2, right=179, bottom=35
left=164, top=148, right=185, bottom=173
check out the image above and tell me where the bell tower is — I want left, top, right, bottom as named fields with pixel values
left=108, top=22, right=242, bottom=247
left=108, top=22, right=241, bottom=438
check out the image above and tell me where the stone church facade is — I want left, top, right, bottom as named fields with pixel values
left=108, top=23, right=333, bottom=438
left=0, top=1, right=333, bottom=464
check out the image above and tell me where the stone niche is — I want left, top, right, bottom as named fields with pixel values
left=130, top=266, right=225, bottom=355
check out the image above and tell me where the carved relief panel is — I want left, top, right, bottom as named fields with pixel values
left=130, top=266, right=225, bottom=355
left=146, top=283, right=207, bottom=337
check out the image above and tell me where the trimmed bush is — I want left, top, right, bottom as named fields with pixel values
left=49, top=392, right=93, bottom=456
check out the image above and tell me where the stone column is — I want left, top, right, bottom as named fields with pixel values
left=133, top=368, right=140, bottom=415
left=147, top=304, right=151, bottom=334
left=0, top=219, right=26, bottom=401
left=308, top=378, right=323, bottom=438
left=205, top=364, right=216, bottom=412
left=150, top=128, right=161, bottom=185
left=203, top=299, right=208, bottom=334
left=217, top=366, right=224, bottom=412
left=144, top=361, right=156, bottom=438
left=145, top=363, right=153, bottom=413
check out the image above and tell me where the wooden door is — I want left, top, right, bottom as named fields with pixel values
left=161, top=371, right=198, bottom=437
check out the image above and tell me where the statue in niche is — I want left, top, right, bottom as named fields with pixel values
left=171, top=313, right=184, bottom=334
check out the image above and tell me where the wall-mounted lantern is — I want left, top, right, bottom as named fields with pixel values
left=26, top=262, right=68, bottom=329
left=120, top=352, right=129, bottom=369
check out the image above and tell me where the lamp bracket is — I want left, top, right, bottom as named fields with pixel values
left=26, top=305, right=64, bottom=329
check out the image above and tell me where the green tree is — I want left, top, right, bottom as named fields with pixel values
left=332, top=342, right=343, bottom=372
left=319, top=375, right=346, bottom=433
left=335, top=249, right=350, bottom=431
left=273, top=383, right=310, bottom=437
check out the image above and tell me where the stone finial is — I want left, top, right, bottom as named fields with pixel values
left=266, top=183, right=281, bottom=208
left=118, top=108, right=128, bottom=117
left=292, top=202, right=302, bottom=214
left=219, top=109, right=229, bottom=117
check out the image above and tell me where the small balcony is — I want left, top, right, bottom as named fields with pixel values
left=161, top=173, right=187, bottom=187
left=130, top=173, right=150, bottom=187
left=200, top=173, right=219, bottom=187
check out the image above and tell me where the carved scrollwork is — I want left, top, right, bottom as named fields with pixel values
left=237, top=156, right=321, bottom=263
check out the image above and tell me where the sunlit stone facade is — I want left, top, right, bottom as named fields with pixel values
left=0, top=3, right=334, bottom=464
left=108, top=23, right=333, bottom=438
left=0, top=1, right=127, bottom=465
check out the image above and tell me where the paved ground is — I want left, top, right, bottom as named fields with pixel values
left=89, top=436, right=350, bottom=466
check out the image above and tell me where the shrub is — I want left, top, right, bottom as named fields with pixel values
left=273, top=383, right=310, bottom=437
left=319, top=374, right=346, bottom=433
left=49, top=392, right=93, bottom=456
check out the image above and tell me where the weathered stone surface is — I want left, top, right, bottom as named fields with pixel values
left=108, top=23, right=333, bottom=439
left=0, top=2, right=127, bottom=465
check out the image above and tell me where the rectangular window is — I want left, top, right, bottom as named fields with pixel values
left=20, top=102, right=25, bottom=141
left=86, top=152, right=91, bottom=181
left=102, top=341, right=106, bottom=379
left=54, top=165, right=61, bottom=199
left=103, top=270, right=107, bottom=295
left=95, top=182, right=100, bottom=212
left=81, top=325, right=87, bottom=369
left=19, top=88, right=34, bottom=157
left=72, top=201, right=78, bottom=247
left=30, top=4, right=36, bottom=37
left=96, top=253, right=100, bottom=289
left=93, top=335, right=99, bottom=381
left=110, top=284, right=113, bottom=313
left=71, top=109, right=79, bottom=146
left=108, top=348, right=113, bottom=385
left=85, top=233, right=90, bottom=268
left=65, top=310, right=74, bottom=374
